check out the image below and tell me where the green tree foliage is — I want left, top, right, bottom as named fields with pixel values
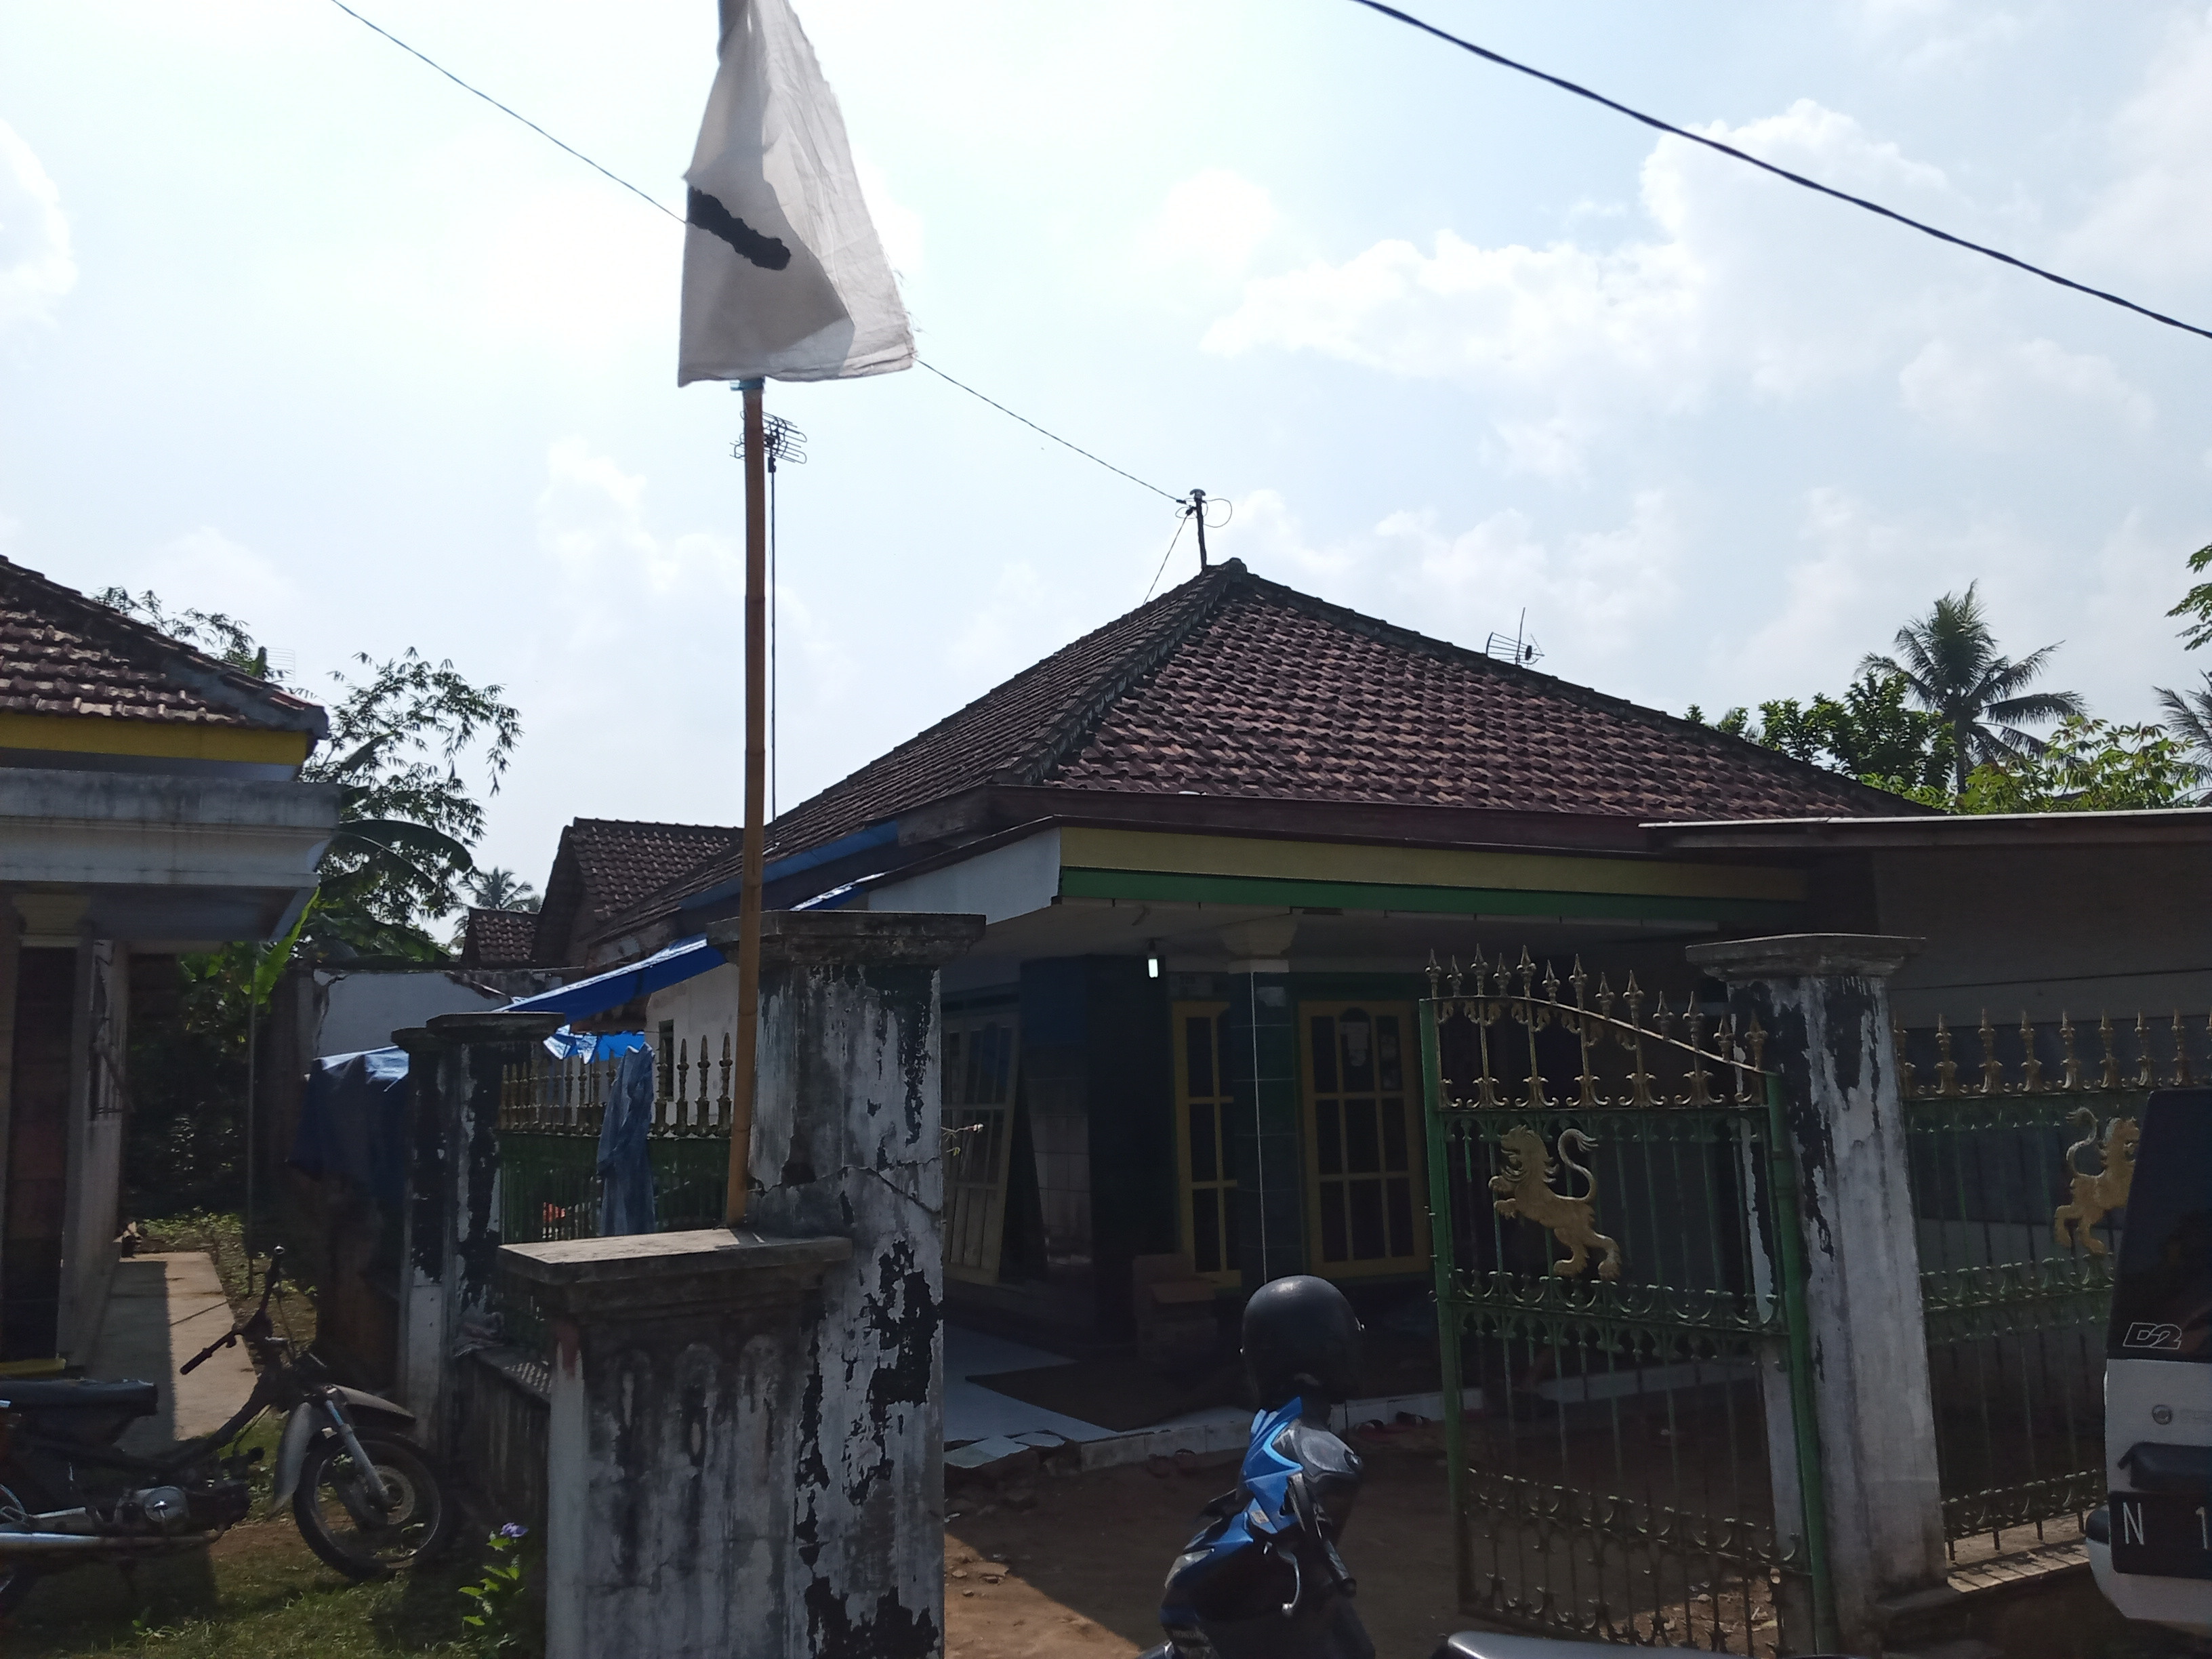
left=2167, top=542, right=2212, bottom=653
left=1860, top=583, right=2085, bottom=794
left=97, top=591, right=520, bottom=1217
left=1948, top=716, right=2203, bottom=813
left=1686, top=674, right=1953, bottom=797
left=464, top=867, right=541, bottom=913
left=2154, top=672, right=2212, bottom=772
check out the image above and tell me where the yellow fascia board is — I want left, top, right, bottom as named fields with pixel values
left=1056, top=826, right=1805, bottom=904
left=0, top=712, right=310, bottom=767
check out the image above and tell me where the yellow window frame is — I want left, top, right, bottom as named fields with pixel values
left=1171, top=1001, right=1240, bottom=1287
left=1298, top=1000, right=1430, bottom=1279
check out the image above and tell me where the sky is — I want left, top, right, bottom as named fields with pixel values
left=4, top=0, right=2211, bottom=894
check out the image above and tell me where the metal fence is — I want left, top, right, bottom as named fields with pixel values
left=1423, top=954, right=1830, bottom=1656
left=493, top=1036, right=735, bottom=1349
left=1900, top=1009, right=2203, bottom=1563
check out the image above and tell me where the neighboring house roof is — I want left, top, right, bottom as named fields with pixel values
left=459, top=906, right=543, bottom=968
left=533, top=818, right=740, bottom=966
left=0, top=556, right=327, bottom=737
left=598, top=559, right=1916, bottom=942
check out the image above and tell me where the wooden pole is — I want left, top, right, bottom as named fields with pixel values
left=725, top=378, right=769, bottom=1226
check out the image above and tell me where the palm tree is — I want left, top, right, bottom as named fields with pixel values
left=1860, top=584, right=2085, bottom=795
left=2156, top=672, right=2212, bottom=770
left=464, top=867, right=541, bottom=912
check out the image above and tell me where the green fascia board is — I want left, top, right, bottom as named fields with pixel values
left=1060, top=867, right=1801, bottom=925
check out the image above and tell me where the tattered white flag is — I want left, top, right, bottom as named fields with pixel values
left=678, top=0, right=914, bottom=386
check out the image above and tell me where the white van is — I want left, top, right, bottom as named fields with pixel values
left=2089, top=1086, right=2212, bottom=1637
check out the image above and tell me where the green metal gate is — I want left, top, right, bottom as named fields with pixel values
left=1421, top=955, right=1834, bottom=1655
left=1900, top=1010, right=2198, bottom=1565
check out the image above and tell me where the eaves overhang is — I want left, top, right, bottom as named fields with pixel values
left=1647, top=807, right=2212, bottom=853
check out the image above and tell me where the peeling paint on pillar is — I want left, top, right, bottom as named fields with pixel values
left=1687, top=933, right=1946, bottom=1656
left=744, top=915, right=981, bottom=1659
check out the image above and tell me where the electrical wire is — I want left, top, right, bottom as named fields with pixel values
left=321, top=0, right=1191, bottom=501
left=1345, top=0, right=2212, bottom=346
left=1143, top=510, right=1192, bottom=603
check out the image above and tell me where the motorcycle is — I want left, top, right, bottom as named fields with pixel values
left=0, top=1246, right=453, bottom=1614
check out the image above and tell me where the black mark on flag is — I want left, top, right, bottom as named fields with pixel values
left=687, top=188, right=793, bottom=270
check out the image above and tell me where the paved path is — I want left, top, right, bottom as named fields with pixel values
left=85, top=1253, right=256, bottom=1455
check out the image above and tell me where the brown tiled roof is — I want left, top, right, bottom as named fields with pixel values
left=534, top=818, right=740, bottom=962
left=0, top=556, right=326, bottom=733
left=459, top=907, right=541, bottom=968
left=603, top=560, right=1914, bottom=937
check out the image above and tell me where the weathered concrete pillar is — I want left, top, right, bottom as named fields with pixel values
left=497, top=910, right=978, bottom=1659
left=392, top=1010, right=562, bottom=1450
left=1687, top=933, right=1943, bottom=1654
left=739, top=909, right=982, bottom=1658
left=498, top=1229, right=853, bottom=1659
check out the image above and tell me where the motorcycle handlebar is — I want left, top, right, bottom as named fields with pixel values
left=178, top=1248, right=286, bottom=1375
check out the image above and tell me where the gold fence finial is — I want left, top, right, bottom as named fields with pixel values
left=1425, top=951, right=1443, bottom=1000
left=2135, top=1012, right=2156, bottom=1090
left=1934, top=1015, right=1959, bottom=1097
left=2018, top=1012, right=2043, bottom=1094
left=2175, top=1011, right=2194, bottom=1088
left=2060, top=1012, right=2082, bottom=1090
left=2099, top=1012, right=2122, bottom=1091
left=1978, top=1010, right=2005, bottom=1096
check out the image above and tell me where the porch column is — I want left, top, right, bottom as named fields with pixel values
left=392, top=1010, right=562, bottom=1452
left=1686, top=933, right=1944, bottom=1654
left=1219, top=918, right=1305, bottom=1288
left=0, top=893, right=16, bottom=1333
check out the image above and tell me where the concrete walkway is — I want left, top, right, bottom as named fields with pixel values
left=85, top=1253, right=258, bottom=1455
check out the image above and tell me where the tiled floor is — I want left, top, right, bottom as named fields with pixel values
left=943, top=1324, right=1117, bottom=1445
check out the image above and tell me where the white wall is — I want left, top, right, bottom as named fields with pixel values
left=314, top=969, right=506, bottom=1058
left=58, top=939, right=128, bottom=1358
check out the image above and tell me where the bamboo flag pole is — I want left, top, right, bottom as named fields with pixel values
left=724, top=376, right=769, bottom=1226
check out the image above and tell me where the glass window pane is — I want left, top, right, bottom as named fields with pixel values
left=1186, top=1016, right=1216, bottom=1097
left=1192, top=1187, right=1221, bottom=1275
left=1345, top=1099, right=1380, bottom=1173
left=1309, top=1016, right=1338, bottom=1092
left=1387, top=1176, right=1414, bottom=1258
left=1381, top=1100, right=1408, bottom=1172
left=1315, top=1100, right=1343, bottom=1176
left=1320, top=1185, right=1349, bottom=1263
left=1340, top=1009, right=1376, bottom=1090
left=1377, top=1017, right=1404, bottom=1091
left=1349, top=1180, right=1386, bottom=1260
left=1189, top=1101, right=1217, bottom=1183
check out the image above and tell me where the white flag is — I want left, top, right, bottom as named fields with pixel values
left=678, top=0, right=914, bottom=386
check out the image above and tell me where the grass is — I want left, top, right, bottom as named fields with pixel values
left=135, top=1210, right=318, bottom=1351
left=1, top=1515, right=499, bottom=1658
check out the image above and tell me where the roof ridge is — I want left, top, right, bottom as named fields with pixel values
left=568, top=816, right=741, bottom=836
left=0, top=554, right=329, bottom=735
left=757, top=562, right=1235, bottom=846
left=1220, top=565, right=1914, bottom=814
left=1011, top=562, right=1242, bottom=787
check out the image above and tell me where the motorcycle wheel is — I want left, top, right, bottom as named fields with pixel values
left=291, top=1432, right=453, bottom=1580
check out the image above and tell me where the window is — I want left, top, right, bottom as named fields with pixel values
left=942, top=1011, right=1021, bottom=1285
left=1173, top=1003, right=1240, bottom=1285
left=1300, top=1002, right=1427, bottom=1278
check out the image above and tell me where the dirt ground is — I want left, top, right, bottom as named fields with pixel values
left=945, top=1422, right=1467, bottom=1659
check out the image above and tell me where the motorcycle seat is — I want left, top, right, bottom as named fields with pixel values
left=0, top=1379, right=159, bottom=1417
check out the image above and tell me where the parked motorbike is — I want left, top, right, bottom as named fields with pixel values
left=0, top=1247, right=452, bottom=1614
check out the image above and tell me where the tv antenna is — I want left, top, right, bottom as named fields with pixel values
left=1484, top=610, right=1544, bottom=667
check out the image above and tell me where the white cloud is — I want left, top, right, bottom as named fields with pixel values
left=2069, top=9, right=2212, bottom=282
left=1141, top=169, right=1282, bottom=284
left=0, top=120, right=75, bottom=335
left=1899, top=335, right=2154, bottom=441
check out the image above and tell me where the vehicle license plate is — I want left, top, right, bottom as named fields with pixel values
left=2110, top=1492, right=2212, bottom=1578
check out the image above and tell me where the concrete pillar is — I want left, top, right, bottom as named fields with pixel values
left=499, top=1229, right=853, bottom=1659
left=500, top=909, right=978, bottom=1659
left=392, top=1010, right=562, bottom=1450
left=1687, top=933, right=1944, bottom=1654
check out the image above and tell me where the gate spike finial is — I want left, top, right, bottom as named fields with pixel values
left=1978, top=1009, right=2005, bottom=1096
left=2135, top=1011, right=2156, bottom=1090
left=1425, top=951, right=1443, bottom=1000
left=2174, top=1010, right=2194, bottom=1088
left=2018, top=1012, right=2042, bottom=1094
left=1569, top=957, right=1588, bottom=1010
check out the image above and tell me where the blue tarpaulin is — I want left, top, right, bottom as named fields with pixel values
left=506, top=935, right=724, bottom=1020
left=290, top=1047, right=410, bottom=1205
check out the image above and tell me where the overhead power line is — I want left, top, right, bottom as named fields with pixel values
left=322, top=0, right=1186, bottom=503
left=1345, top=0, right=2212, bottom=346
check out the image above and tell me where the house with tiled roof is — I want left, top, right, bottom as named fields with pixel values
left=459, top=905, right=545, bottom=970
left=531, top=818, right=739, bottom=967
left=539, top=558, right=2212, bottom=1347
left=0, top=555, right=338, bottom=1361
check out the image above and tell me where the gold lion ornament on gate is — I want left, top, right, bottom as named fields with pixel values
left=2053, top=1109, right=2137, bottom=1256
left=1490, top=1125, right=1623, bottom=1281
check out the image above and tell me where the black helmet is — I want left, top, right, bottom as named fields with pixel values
left=1242, top=1275, right=1362, bottom=1408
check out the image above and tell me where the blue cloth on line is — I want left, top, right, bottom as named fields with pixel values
left=596, top=1046, right=659, bottom=1237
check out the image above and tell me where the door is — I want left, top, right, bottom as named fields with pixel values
left=942, top=1010, right=1019, bottom=1285
left=1300, top=1001, right=1428, bottom=1279
left=1172, top=1002, right=1239, bottom=1285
